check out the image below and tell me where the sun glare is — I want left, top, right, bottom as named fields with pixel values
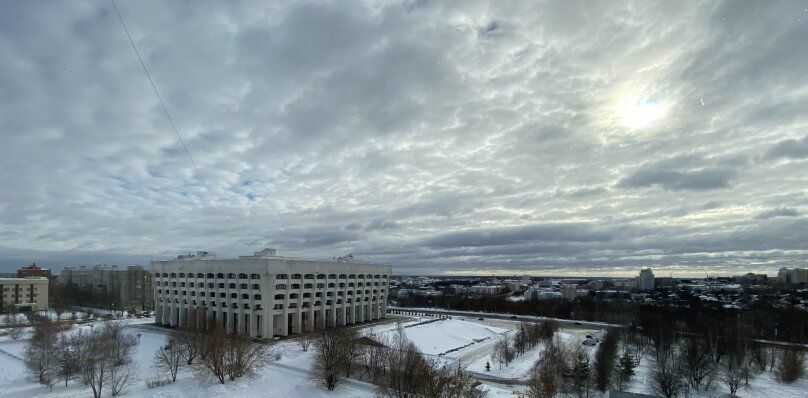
left=618, top=97, right=666, bottom=130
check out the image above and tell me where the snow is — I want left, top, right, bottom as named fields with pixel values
left=0, top=319, right=377, bottom=398
left=467, top=331, right=582, bottom=380
left=393, top=319, right=507, bottom=357
left=1, top=315, right=806, bottom=398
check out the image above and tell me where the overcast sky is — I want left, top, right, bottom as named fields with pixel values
left=1, top=1, right=807, bottom=276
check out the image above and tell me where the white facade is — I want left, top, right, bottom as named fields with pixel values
left=637, top=268, right=655, bottom=291
left=151, top=249, right=391, bottom=339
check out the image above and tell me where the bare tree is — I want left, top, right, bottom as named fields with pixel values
left=650, top=350, right=683, bottom=398
left=55, top=333, right=80, bottom=387
left=774, top=348, right=805, bottom=384
left=175, top=327, right=204, bottom=365
left=195, top=326, right=228, bottom=384
left=298, top=333, right=314, bottom=352
left=23, top=314, right=59, bottom=389
left=4, top=310, right=24, bottom=340
left=154, top=337, right=182, bottom=382
left=528, top=364, right=560, bottom=398
left=678, top=335, right=715, bottom=391
left=225, top=334, right=268, bottom=381
left=313, top=327, right=347, bottom=390
left=491, top=334, right=514, bottom=370
left=76, top=323, right=140, bottom=398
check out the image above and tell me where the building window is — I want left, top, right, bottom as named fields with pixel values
left=216, top=273, right=224, bottom=278
left=304, top=274, right=314, bottom=279
left=207, top=273, right=214, bottom=278
left=275, top=284, right=287, bottom=290
left=196, top=273, right=204, bottom=278
left=274, top=294, right=284, bottom=300
left=218, top=283, right=225, bottom=288
left=250, top=273, right=260, bottom=279
left=291, top=284, right=300, bottom=289
left=238, top=273, right=248, bottom=279
left=273, top=304, right=283, bottom=310
left=254, top=294, right=261, bottom=300
left=304, top=283, right=313, bottom=289
left=227, top=273, right=235, bottom=279
left=290, top=293, right=298, bottom=299
left=252, top=284, right=260, bottom=290
left=276, top=274, right=288, bottom=280
left=229, top=283, right=236, bottom=289
left=230, top=293, right=237, bottom=299
left=242, top=294, right=249, bottom=299
left=179, top=273, right=185, bottom=278
left=240, top=283, right=248, bottom=289
left=316, top=274, right=326, bottom=279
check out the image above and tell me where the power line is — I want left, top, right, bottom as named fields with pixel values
left=110, top=0, right=222, bottom=211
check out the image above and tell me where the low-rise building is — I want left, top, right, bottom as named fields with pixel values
left=61, top=265, right=152, bottom=311
left=0, top=277, right=49, bottom=312
left=17, top=263, right=52, bottom=279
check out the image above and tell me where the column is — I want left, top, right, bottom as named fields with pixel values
left=279, top=311, right=289, bottom=336
left=262, top=309, right=273, bottom=339
left=226, top=311, right=234, bottom=334
left=178, top=306, right=186, bottom=327
left=307, top=305, right=315, bottom=331
left=249, top=312, right=257, bottom=338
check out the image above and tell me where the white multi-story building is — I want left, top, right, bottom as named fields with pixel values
left=151, top=249, right=391, bottom=339
left=637, top=268, right=655, bottom=291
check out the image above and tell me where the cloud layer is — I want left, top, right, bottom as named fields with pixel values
left=1, top=1, right=807, bottom=275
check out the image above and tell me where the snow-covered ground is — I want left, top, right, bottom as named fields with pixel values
left=374, top=318, right=508, bottom=357
left=2, top=315, right=806, bottom=398
left=467, top=331, right=583, bottom=379
left=625, top=351, right=808, bottom=398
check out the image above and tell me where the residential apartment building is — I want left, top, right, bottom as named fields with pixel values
left=0, top=277, right=49, bottom=312
left=151, top=248, right=391, bottom=339
left=778, top=267, right=808, bottom=285
left=60, top=265, right=153, bottom=311
left=637, top=268, right=655, bottom=291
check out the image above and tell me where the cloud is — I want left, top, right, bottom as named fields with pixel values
left=756, top=207, right=800, bottom=219
left=763, top=136, right=808, bottom=161
left=1, top=0, right=807, bottom=275
left=617, top=155, right=739, bottom=191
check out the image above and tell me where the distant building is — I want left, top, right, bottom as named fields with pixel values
left=0, top=277, right=49, bottom=312
left=61, top=265, right=153, bottom=311
left=17, top=263, right=52, bottom=278
left=637, top=268, right=655, bottom=291
left=560, top=284, right=578, bottom=300
left=778, top=267, right=808, bottom=284
left=468, top=285, right=505, bottom=295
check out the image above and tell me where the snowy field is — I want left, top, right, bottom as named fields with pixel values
left=467, top=330, right=583, bottom=379
left=368, top=318, right=508, bottom=357
left=1, top=315, right=806, bottom=398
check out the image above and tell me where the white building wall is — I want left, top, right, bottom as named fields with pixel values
left=151, top=255, right=390, bottom=339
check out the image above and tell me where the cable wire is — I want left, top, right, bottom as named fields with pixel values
left=111, top=0, right=222, bottom=211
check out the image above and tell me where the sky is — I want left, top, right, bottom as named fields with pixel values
left=1, top=0, right=807, bottom=276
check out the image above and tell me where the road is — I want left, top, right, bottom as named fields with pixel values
left=388, top=306, right=618, bottom=330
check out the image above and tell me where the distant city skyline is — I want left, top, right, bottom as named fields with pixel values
left=1, top=1, right=807, bottom=275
